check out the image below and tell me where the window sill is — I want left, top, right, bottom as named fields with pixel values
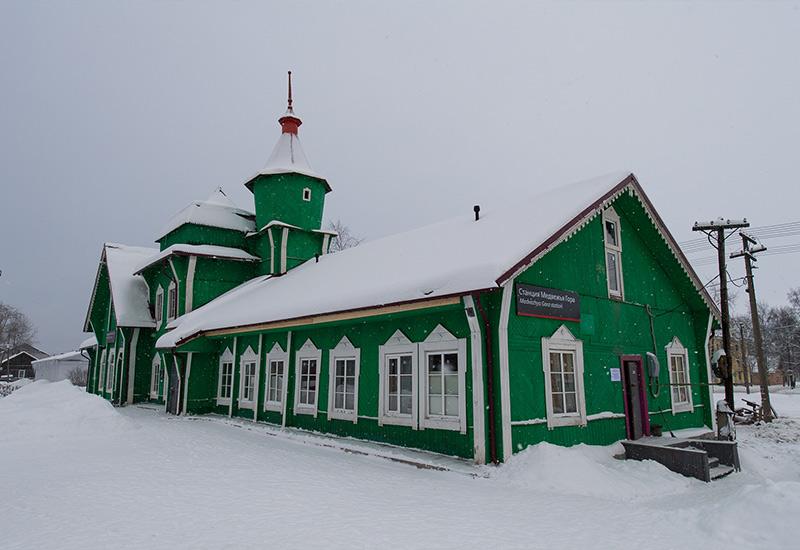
left=547, top=414, right=586, bottom=428
left=294, top=405, right=318, bottom=416
left=264, top=402, right=282, bottom=412
left=380, top=414, right=416, bottom=428
left=420, top=417, right=463, bottom=432
left=329, top=409, right=358, bottom=423
left=671, top=404, right=693, bottom=415
left=216, top=398, right=231, bottom=406
left=238, top=400, right=256, bottom=410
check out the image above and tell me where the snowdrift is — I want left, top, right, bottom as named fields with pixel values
left=0, top=380, right=128, bottom=441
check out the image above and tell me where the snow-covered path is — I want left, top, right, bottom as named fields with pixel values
left=1, top=382, right=797, bottom=549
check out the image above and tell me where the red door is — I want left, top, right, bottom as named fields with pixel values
left=620, top=355, right=650, bottom=439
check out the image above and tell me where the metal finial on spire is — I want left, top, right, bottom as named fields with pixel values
left=287, top=70, right=293, bottom=112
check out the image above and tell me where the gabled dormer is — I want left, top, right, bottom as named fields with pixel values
left=156, top=188, right=256, bottom=251
left=244, top=72, right=334, bottom=275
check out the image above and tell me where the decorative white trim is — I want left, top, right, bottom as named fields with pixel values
left=281, top=331, right=291, bottom=427
left=327, top=336, right=361, bottom=423
left=321, top=233, right=331, bottom=255
left=378, top=330, right=418, bottom=428
left=182, top=352, right=192, bottom=415
left=666, top=337, right=693, bottom=414
left=155, top=286, right=164, bottom=326
left=216, top=347, right=234, bottom=407
left=106, top=348, right=116, bottom=392
left=498, top=281, right=513, bottom=460
left=541, top=325, right=587, bottom=428
left=185, top=256, right=197, bottom=313
left=705, top=313, right=717, bottom=432
left=280, top=227, right=289, bottom=274
left=463, top=296, right=486, bottom=464
left=252, top=334, right=262, bottom=421
left=237, top=346, right=259, bottom=410
left=229, top=337, right=237, bottom=417
left=603, top=206, right=624, bottom=300
left=150, top=354, right=161, bottom=399
left=419, top=325, right=467, bottom=433
left=264, top=342, right=288, bottom=412
left=168, top=258, right=180, bottom=319
left=293, top=338, right=322, bottom=417
left=163, top=354, right=169, bottom=412
left=127, top=328, right=139, bottom=404
left=268, top=228, right=276, bottom=275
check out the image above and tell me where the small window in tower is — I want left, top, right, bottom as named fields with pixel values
left=302, top=188, right=312, bottom=202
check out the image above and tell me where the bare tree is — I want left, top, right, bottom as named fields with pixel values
left=0, top=303, right=37, bottom=380
left=327, top=220, right=363, bottom=253
left=68, top=366, right=88, bottom=387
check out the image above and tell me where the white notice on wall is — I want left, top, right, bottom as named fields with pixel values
left=610, top=368, right=621, bottom=382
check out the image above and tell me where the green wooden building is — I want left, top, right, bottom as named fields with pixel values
left=83, top=85, right=719, bottom=464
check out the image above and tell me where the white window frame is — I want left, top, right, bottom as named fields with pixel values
left=302, top=187, right=312, bottom=202
left=378, top=330, right=418, bottom=428
left=167, top=281, right=177, bottom=321
left=603, top=206, right=624, bottom=300
left=666, top=337, right=693, bottom=414
left=263, top=342, right=287, bottom=412
left=105, top=348, right=116, bottom=392
left=98, top=348, right=107, bottom=392
left=216, top=348, right=234, bottom=406
left=17, top=369, right=26, bottom=378
left=542, top=325, right=587, bottom=428
left=150, top=354, right=162, bottom=399
left=419, top=325, right=467, bottom=433
left=155, top=286, right=164, bottom=326
left=238, top=346, right=259, bottom=409
left=327, top=336, right=361, bottom=423
left=293, top=339, right=322, bottom=417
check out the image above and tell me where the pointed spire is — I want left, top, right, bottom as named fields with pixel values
left=279, top=70, right=302, bottom=135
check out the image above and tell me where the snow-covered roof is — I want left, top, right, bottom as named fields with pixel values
left=159, top=171, right=716, bottom=349
left=157, top=189, right=256, bottom=240
left=133, top=244, right=260, bottom=274
left=104, top=243, right=158, bottom=328
left=244, top=132, right=330, bottom=192
left=79, top=336, right=97, bottom=350
left=32, top=350, right=87, bottom=364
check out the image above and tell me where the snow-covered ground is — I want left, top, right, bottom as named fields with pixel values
left=0, top=382, right=797, bottom=549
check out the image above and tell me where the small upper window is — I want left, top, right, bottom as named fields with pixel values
left=167, top=282, right=177, bottom=321
left=155, top=287, right=164, bottom=325
left=602, top=207, right=624, bottom=299
left=302, top=187, right=312, bottom=202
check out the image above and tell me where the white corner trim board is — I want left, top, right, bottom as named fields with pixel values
left=498, top=281, right=513, bottom=461
left=704, top=312, right=717, bottom=432
left=463, top=296, right=486, bottom=465
left=126, top=328, right=139, bottom=404
left=182, top=352, right=193, bottom=415
left=185, top=256, right=197, bottom=313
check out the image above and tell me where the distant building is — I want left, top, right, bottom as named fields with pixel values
left=32, top=350, right=90, bottom=384
left=1, top=344, right=48, bottom=380
left=708, top=335, right=750, bottom=385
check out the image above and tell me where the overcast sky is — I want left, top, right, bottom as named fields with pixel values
left=2, top=1, right=799, bottom=353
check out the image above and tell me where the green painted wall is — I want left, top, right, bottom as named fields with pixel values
left=250, top=173, right=328, bottom=230
left=505, top=195, right=711, bottom=453
left=158, top=223, right=248, bottom=252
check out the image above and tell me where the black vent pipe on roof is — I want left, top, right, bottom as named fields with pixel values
left=474, top=205, right=480, bottom=221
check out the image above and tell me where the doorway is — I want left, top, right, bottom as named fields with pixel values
left=166, top=358, right=183, bottom=415
left=621, top=355, right=650, bottom=440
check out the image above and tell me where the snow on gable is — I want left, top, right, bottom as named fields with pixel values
left=158, top=172, right=636, bottom=348
left=79, top=335, right=97, bottom=350
left=157, top=189, right=255, bottom=240
left=104, top=243, right=158, bottom=328
left=134, top=244, right=260, bottom=274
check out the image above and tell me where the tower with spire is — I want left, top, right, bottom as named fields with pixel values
left=245, top=71, right=334, bottom=275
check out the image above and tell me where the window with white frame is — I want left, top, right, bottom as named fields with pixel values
left=666, top=337, right=693, bottom=413
left=420, top=325, right=467, bottom=432
left=105, top=348, right=116, bottom=392
left=603, top=207, right=624, bottom=299
left=328, top=336, right=361, bottom=422
left=150, top=355, right=162, bottom=399
left=167, top=281, right=177, bottom=321
left=17, top=369, right=26, bottom=378
left=239, top=347, right=258, bottom=408
left=216, top=348, right=234, bottom=405
left=294, top=339, right=321, bottom=416
left=264, top=342, right=287, bottom=412
left=542, top=325, right=587, bottom=428
left=155, top=287, right=164, bottom=325
left=98, top=349, right=107, bottom=392
left=378, top=330, right=417, bottom=427
left=302, top=187, right=311, bottom=202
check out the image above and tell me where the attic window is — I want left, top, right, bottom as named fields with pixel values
left=602, top=207, right=624, bottom=300
left=302, top=188, right=312, bottom=202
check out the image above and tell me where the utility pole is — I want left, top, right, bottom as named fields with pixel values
left=731, top=232, right=773, bottom=421
left=739, top=322, right=750, bottom=394
left=693, top=218, right=749, bottom=410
